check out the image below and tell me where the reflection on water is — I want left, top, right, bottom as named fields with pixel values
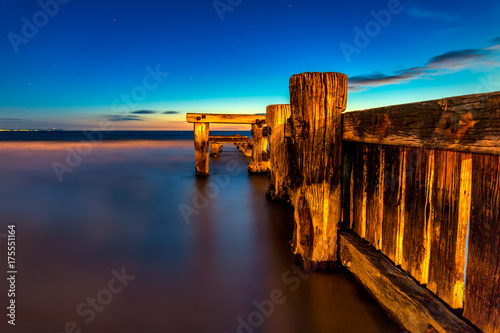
left=0, top=141, right=400, bottom=332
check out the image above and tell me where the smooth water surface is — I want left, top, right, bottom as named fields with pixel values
left=0, top=140, right=401, bottom=333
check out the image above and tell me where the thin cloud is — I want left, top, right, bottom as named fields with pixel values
left=427, top=49, right=488, bottom=69
left=162, top=111, right=180, bottom=114
left=131, top=110, right=157, bottom=114
left=349, top=40, right=499, bottom=92
left=0, top=118, right=33, bottom=122
left=107, top=115, right=144, bottom=122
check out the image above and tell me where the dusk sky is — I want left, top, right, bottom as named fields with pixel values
left=0, top=0, right=499, bottom=130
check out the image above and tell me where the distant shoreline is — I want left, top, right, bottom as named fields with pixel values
left=0, top=130, right=251, bottom=142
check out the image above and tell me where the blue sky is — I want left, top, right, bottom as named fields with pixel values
left=0, top=0, right=499, bottom=130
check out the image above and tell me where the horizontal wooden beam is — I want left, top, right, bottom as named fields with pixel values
left=186, top=113, right=266, bottom=124
left=342, top=91, right=500, bottom=155
left=209, top=135, right=250, bottom=143
left=339, top=231, right=477, bottom=333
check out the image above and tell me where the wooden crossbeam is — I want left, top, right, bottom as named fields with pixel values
left=209, top=135, right=250, bottom=143
left=342, top=91, right=500, bottom=155
left=186, top=113, right=266, bottom=124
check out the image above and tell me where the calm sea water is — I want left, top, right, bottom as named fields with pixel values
left=0, top=132, right=401, bottom=332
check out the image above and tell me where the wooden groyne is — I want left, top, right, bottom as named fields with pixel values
left=186, top=114, right=268, bottom=175
left=187, top=73, right=500, bottom=333
left=209, top=135, right=249, bottom=157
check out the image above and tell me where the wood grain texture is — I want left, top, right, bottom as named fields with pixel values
left=247, top=123, right=270, bottom=173
left=427, top=150, right=471, bottom=310
left=194, top=123, right=210, bottom=176
left=365, top=144, right=385, bottom=250
left=341, top=142, right=356, bottom=230
left=464, top=154, right=500, bottom=333
left=343, top=91, right=500, bottom=155
left=266, top=104, right=291, bottom=201
left=339, top=231, right=476, bottom=333
left=186, top=113, right=266, bottom=124
left=401, top=148, right=434, bottom=284
left=288, top=72, right=347, bottom=265
left=352, top=144, right=367, bottom=238
left=381, top=145, right=406, bottom=265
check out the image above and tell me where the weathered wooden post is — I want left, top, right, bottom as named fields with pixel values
left=194, top=123, right=209, bottom=176
left=288, top=72, right=348, bottom=270
left=266, top=104, right=291, bottom=201
left=243, top=143, right=252, bottom=157
left=210, top=142, right=222, bottom=158
left=248, top=122, right=270, bottom=173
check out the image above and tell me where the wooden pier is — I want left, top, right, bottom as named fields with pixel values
left=186, top=73, right=500, bottom=333
left=208, top=135, right=249, bottom=157
left=186, top=113, right=268, bottom=175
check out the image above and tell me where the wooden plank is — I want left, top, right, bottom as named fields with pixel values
left=342, top=91, right=500, bottom=155
left=464, top=154, right=500, bottom=333
left=266, top=104, right=291, bottom=201
left=427, top=150, right=471, bottom=310
left=339, top=230, right=477, bottom=333
left=194, top=123, right=210, bottom=176
left=288, top=72, right=347, bottom=268
left=401, top=148, right=434, bottom=284
left=352, top=144, right=367, bottom=238
left=365, top=144, right=384, bottom=250
left=186, top=113, right=266, bottom=124
left=341, top=142, right=356, bottom=229
left=381, top=145, right=405, bottom=265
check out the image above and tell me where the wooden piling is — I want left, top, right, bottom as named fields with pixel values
left=243, top=143, right=252, bottom=157
left=266, top=104, right=291, bottom=201
left=248, top=123, right=270, bottom=174
left=194, top=123, right=209, bottom=176
left=210, top=142, right=222, bottom=158
left=288, top=72, right=348, bottom=269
